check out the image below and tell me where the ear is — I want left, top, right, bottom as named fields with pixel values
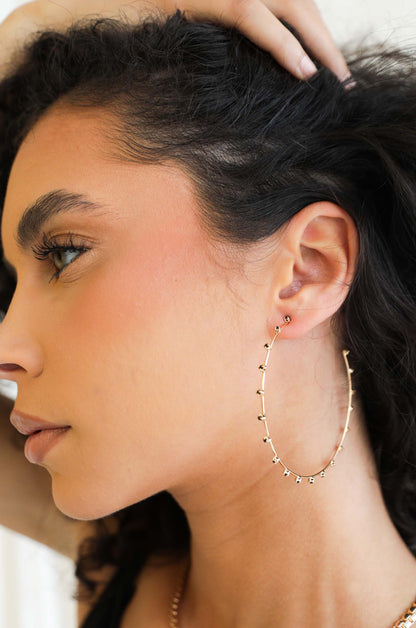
left=267, top=202, right=359, bottom=339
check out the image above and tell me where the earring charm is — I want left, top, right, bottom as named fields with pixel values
left=257, top=315, right=354, bottom=484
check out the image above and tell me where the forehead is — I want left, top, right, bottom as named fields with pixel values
left=1, top=105, right=200, bottom=250
left=4, top=105, right=111, bottom=223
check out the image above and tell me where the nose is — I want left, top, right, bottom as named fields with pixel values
left=0, top=302, right=44, bottom=381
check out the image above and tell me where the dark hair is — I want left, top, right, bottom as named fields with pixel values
left=0, top=10, right=415, bottom=610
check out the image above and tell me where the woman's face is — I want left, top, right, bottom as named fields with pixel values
left=0, top=106, right=269, bottom=520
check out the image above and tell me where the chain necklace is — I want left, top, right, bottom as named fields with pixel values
left=168, top=558, right=189, bottom=626
left=168, top=558, right=416, bottom=628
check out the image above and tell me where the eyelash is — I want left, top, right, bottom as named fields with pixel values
left=31, top=231, right=90, bottom=284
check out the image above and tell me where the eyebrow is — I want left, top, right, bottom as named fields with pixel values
left=2, top=189, right=108, bottom=274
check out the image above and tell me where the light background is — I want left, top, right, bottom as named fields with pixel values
left=0, top=1, right=415, bottom=627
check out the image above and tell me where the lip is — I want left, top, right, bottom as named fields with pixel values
left=10, top=409, right=70, bottom=436
left=24, top=427, right=70, bottom=464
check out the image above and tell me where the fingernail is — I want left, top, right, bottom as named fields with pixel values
left=299, top=55, right=318, bottom=79
left=342, top=74, right=357, bottom=90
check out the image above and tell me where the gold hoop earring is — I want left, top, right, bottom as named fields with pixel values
left=256, top=315, right=354, bottom=484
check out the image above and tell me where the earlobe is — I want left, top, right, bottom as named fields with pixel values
left=269, top=202, right=358, bottom=339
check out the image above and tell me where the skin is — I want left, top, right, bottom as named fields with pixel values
left=1, top=103, right=416, bottom=627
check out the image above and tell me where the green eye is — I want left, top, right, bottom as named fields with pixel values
left=31, top=231, right=90, bottom=283
left=51, top=248, right=82, bottom=273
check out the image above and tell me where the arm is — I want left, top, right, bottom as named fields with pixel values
left=0, top=0, right=349, bottom=80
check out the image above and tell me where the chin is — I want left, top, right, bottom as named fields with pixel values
left=50, top=482, right=120, bottom=521
left=52, top=496, right=108, bottom=522
left=49, top=475, right=161, bottom=522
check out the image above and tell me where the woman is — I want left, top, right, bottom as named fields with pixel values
left=0, top=2, right=415, bottom=628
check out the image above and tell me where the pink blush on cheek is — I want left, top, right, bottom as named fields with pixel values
left=64, top=178, right=214, bottom=354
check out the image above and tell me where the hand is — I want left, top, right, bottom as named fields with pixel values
left=173, top=0, right=350, bottom=81
left=1, top=0, right=349, bottom=81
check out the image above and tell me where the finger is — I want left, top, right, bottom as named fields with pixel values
left=275, top=0, right=350, bottom=81
left=223, top=0, right=318, bottom=80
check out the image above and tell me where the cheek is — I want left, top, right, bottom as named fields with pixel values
left=65, top=223, right=209, bottom=362
left=55, top=226, right=229, bottom=450
left=44, top=219, right=252, bottom=519
left=45, top=233, right=212, bottom=516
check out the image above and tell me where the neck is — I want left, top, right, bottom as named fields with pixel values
left=170, top=341, right=416, bottom=627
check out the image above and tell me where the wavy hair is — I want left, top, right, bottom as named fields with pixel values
left=0, top=11, right=415, bottom=611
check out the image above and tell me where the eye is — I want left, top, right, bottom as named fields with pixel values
left=51, top=247, right=81, bottom=275
left=31, top=231, right=91, bottom=283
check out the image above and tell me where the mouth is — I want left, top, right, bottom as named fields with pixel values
left=24, top=426, right=70, bottom=464
left=10, top=410, right=71, bottom=436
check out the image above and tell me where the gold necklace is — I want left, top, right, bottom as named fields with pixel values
left=168, top=558, right=190, bottom=627
left=168, top=559, right=416, bottom=628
